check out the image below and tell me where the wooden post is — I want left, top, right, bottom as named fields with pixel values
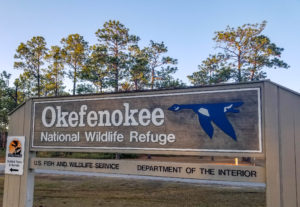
left=294, top=88, right=300, bottom=207
left=264, top=82, right=281, bottom=207
left=3, top=100, right=35, bottom=207
left=264, top=81, right=300, bottom=207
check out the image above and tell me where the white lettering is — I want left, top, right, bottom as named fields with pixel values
left=56, top=106, right=68, bottom=127
left=138, top=109, right=151, bottom=126
left=40, top=103, right=165, bottom=128
left=152, top=108, right=165, bottom=126
left=111, top=110, right=123, bottom=126
left=78, top=105, right=87, bottom=127
left=41, top=106, right=56, bottom=127
left=68, top=111, right=79, bottom=127
left=87, top=111, right=98, bottom=127
left=129, top=131, right=176, bottom=145
left=123, top=103, right=138, bottom=126
left=98, top=110, right=111, bottom=126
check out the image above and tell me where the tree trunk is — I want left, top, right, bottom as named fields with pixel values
left=250, top=57, right=257, bottom=81
left=250, top=70, right=255, bottom=81
left=73, top=66, right=77, bottom=95
left=237, top=50, right=242, bottom=82
left=55, top=71, right=58, bottom=96
left=1, top=132, right=6, bottom=149
left=37, top=66, right=40, bottom=97
left=114, top=45, right=119, bottom=93
left=135, top=79, right=138, bottom=91
left=15, top=86, right=18, bottom=105
left=114, top=67, right=118, bottom=92
left=151, top=68, right=154, bottom=90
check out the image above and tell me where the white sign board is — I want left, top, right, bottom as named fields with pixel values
left=30, top=157, right=265, bottom=183
left=5, top=136, right=25, bottom=175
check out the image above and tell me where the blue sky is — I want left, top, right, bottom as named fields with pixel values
left=0, top=0, right=299, bottom=92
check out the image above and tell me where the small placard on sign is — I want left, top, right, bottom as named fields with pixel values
left=5, top=136, right=25, bottom=175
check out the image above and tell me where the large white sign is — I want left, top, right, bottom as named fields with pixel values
left=5, top=136, right=25, bottom=175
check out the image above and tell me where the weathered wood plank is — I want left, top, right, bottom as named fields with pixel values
left=30, top=157, right=265, bottom=183
left=293, top=94, right=300, bottom=207
left=3, top=104, right=25, bottom=207
left=6, top=175, right=21, bottom=207
left=264, top=82, right=281, bottom=207
left=279, top=88, right=297, bottom=207
left=19, top=100, right=35, bottom=207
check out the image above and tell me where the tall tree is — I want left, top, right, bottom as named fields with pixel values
left=128, top=45, right=150, bottom=90
left=0, top=71, right=18, bottom=134
left=95, top=20, right=139, bottom=92
left=76, top=83, right=96, bottom=95
left=246, top=35, right=289, bottom=81
left=44, top=46, right=65, bottom=96
left=0, top=74, right=25, bottom=106
left=14, top=36, right=48, bottom=97
left=154, top=66, right=185, bottom=89
left=187, top=54, right=232, bottom=85
left=16, top=72, right=35, bottom=99
left=213, top=21, right=288, bottom=82
left=81, top=45, right=108, bottom=93
left=12, top=78, right=25, bottom=104
left=145, top=41, right=178, bottom=89
left=61, top=34, right=88, bottom=95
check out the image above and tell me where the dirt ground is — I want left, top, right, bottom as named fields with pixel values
left=0, top=174, right=265, bottom=207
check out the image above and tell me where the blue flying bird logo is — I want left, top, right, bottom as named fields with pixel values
left=168, top=102, right=243, bottom=141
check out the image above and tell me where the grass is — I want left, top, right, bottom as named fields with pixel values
left=0, top=151, right=265, bottom=206
left=0, top=175, right=265, bottom=207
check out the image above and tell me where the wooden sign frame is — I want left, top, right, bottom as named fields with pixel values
left=30, top=87, right=263, bottom=157
left=3, top=80, right=300, bottom=207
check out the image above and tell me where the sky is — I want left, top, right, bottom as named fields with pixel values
left=0, top=0, right=299, bottom=92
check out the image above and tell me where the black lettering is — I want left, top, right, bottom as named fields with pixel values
left=44, top=161, right=55, bottom=166
left=218, top=169, right=226, bottom=176
left=231, top=170, right=237, bottom=176
left=69, top=162, right=93, bottom=168
left=200, top=168, right=215, bottom=175
left=136, top=165, right=181, bottom=173
left=56, top=161, right=67, bottom=167
left=95, top=163, right=119, bottom=170
left=34, top=160, right=42, bottom=166
left=244, top=170, right=250, bottom=177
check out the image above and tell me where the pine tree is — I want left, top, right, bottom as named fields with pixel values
left=14, top=36, right=48, bottom=97
left=95, top=20, right=139, bottom=92
left=61, top=34, right=88, bottom=95
left=213, top=21, right=288, bottom=82
left=144, top=41, right=177, bottom=89
left=44, top=46, right=65, bottom=96
left=81, top=45, right=108, bottom=93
